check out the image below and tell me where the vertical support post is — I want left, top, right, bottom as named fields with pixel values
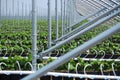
left=66, top=0, right=71, bottom=32
left=29, top=4, right=31, bottom=27
left=22, top=2, right=24, bottom=28
left=67, top=0, right=71, bottom=31
left=65, top=0, right=68, bottom=32
left=6, top=0, right=8, bottom=27
left=70, top=0, right=73, bottom=27
left=25, top=4, right=27, bottom=26
left=0, top=0, right=1, bottom=27
left=61, top=0, right=64, bottom=37
left=32, top=0, right=37, bottom=71
left=69, top=0, right=72, bottom=27
left=12, top=0, right=14, bottom=27
left=55, top=0, right=58, bottom=40
left=63, top=0, right=66, bottom=35
left=72, top=0, right=75, bottom=25
left=48, top=0, right=52, bottom=48
left=17, top=1, right=19, bottom=28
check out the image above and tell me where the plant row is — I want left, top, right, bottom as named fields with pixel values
left=1, top=56, right=120, bottom=74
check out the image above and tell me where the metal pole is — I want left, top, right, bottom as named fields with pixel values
left=70, top=0, right=73, bottom=26
left=17, top=1, right=20, bottom=28
left=0, top=0, right=1, bottom=27
left=61, top=0, right=64, bottom=36
left=48, top=0, right=52, bottom=48
left=32, top=0, right=37, bottom=71
left=22, top=2, right=24, bottom=29
left=25, top=4, right=27, bottom=26
left=67, top=0, right=70, bottom=31
left=63, top=0, right=66, bottom=34
left=6, top=0, right=7, bottom=28
left=22, top=23, right=120, bottom=80
left=29, top=4, right=31, bottom=27
left=12, top=0, right=14, bottom=27
left=39, top=10, right=120, bottom=57
left=55, top=0, right=58, bottom=40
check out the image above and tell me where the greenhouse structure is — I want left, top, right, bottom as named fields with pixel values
left=0, top=0, right=120, bottom=80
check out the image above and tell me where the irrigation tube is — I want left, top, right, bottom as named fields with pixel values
left=32, top=0, right=37, bottom=71
left=54, top=5, right=120, bottom=42
left=39, top=9, right=120, bottom=57
left=22, top=23, right=120, bottom=80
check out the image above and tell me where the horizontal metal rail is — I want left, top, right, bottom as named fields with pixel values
left=0, top=71, right=34, bottom=75
left=22, top=23, right=120, bottom=80
left=54, top=4, right=120, bottom=42
left=43, top=57, right=120, bottom=61
left=1, top=56, right=120, bottom=62
left=39, top=9, right=120, bottom=57
left=1, top=71, right=120, bottom=80
left=46, top=72, right=120, bottom=79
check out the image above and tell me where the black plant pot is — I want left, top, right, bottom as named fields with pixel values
left=40, top=76, right=50, bottom=80
left=0, top=74, right=10, bottom=80
left=104, top=54, right=113, bottom=59
left=80, top=54, right=87, bottom=58
left=0, top=74, right=27, bottom=80
left=110, top=71, right=120, bottom=76
left=95, top=54, right=103, bottom=59
left=10, top=74, right=27, bottom=80
left=86, top=54, right=96, bottom=58
left=75, top=77, right=84, bottom=80
left=80, top=54, right=120, bottom=59
left=50, top=53, right=61, bottom=57
left=52, top=76, right=63, bottom=80
left=111, top=54, right=120, bottom=59
left=63, top=77, right=73, bottom=80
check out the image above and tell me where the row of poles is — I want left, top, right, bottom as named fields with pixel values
left=25, top=0, right=120, bottom=79
left=0, top=0, right=79, bottom=71
left=39, top=0, right=79, bottom=71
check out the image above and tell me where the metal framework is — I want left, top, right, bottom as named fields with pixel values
left=0, top=0, right=120, bottom=80
left=22, top=23, right=120, bottom=80
left=39, top=6, right=120, bottom=57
